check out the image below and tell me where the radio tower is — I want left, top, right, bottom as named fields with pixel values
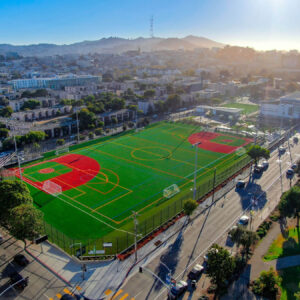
left=150, top=15, right=154, bottom=38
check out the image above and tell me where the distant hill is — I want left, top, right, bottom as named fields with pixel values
left=0, top=36, right=224, bottom=57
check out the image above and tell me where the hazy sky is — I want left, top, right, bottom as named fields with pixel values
left=0, top=0, right=299, bottom=51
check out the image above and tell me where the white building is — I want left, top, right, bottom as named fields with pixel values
left=260, top=92, right=300, bottom=126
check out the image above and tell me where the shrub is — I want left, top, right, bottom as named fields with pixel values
left=95, top=128, right=103, bottom=136
left=88, top=132, right=94, bottom=139
left=56, top=139, right=65, bottom=146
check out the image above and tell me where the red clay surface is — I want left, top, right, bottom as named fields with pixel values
left=188, top=131, right=253, bottom=154
left=39, top=168, right=55, bottom=174
left=15, top=154, right=100, bottom=193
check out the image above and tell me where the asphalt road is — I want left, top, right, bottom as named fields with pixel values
left=0, top=233, right=75, bottom=300
left=118, top=136, right=300, bottom=300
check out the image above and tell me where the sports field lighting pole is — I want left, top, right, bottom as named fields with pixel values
left=75, top=108, right=80, bottom=143
left=132, top=211, right=139, bottom=263
left=13, top=134, right=23, bottom=181
left=192, top=142, right=201, bottom=200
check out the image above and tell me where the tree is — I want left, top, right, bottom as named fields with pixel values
left=9, top=204, right=43, bottom=242
left=278, top=185, right=300, bottom=227
left=0, top=180, right=33, bottom=225
left=144, top=89, right=155, bottom=99
left=0, top=106, right=13, bottom=117
left=294, top=284, right=300, bottom=299
left=230, top=226, right=258, bottom=257
left=183, top=199, right=198, bottom=217
left=206, top=244, right=235, bottom=291
left=21, top=99, right=40, bottom=110
left=111, top=117, right=118, bottom=126
left=165, top=94, right=181, bottom=111
left=247, top=145, right=270, bottom=166
left=56, top=138, right=65, bottom=146
left=0, top=128, right=9, bottom=139
left=23, top=131, right=46, bottom=144
left=252, top=267, right=281, bottom=299
left=73, top=108, right=96, bottom=130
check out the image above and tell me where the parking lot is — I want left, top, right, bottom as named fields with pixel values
left=0, top=230, right=72, bottom=300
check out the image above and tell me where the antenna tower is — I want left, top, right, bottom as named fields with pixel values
left=150, top=15, right=154, bottom=38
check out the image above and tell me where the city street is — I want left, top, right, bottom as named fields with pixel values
left=114, top=135, right=300, bottom=300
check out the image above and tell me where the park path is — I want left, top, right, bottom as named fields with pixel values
left=222, top=219, right=300, bottom=300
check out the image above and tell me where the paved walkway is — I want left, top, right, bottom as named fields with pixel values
left=222, top=219, right=300, bottom=300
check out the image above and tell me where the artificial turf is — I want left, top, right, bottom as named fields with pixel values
left=223, top=103, right=259, bottom=115
left=15, top=121, right=252, bottom=252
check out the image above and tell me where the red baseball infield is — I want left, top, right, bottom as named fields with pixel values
left=188, top=132, right=253, bottom=154
left=16, top=153, right=100, bottom=192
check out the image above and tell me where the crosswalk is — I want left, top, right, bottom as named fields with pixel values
left=104, top=288, right=135, bottom=300
left=48, top=286, right=82, bottom=300
left=47, top=287, right=134, bottom=300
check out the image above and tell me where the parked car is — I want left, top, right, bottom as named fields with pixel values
left=228, top=225, right=238, bottom=238
left=262, top=160, right=269, bottom=168
left=291, top=163, right=297, bottom=170
left=61, top=295, right=77, bottom=300
left=13, top=254, right=29, bottom=266
left=237, top=215, right=249, bottom=226
left=236, top=180, right=246, bottom=189
left=168, top=280, right=188, bottom=299
left=9, top=272, right=28, bottom=290
left=279, top=146, right=285, bottom=154
left=254, top=164, right=263, bottom=173
left=0, top=233, right=3, bottom=243
left=286, top=169, right=294, bottom=176
left=188, top=264, right=204, bottom=280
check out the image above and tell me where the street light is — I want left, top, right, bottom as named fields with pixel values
left=192, top=142, right=201, bottom=200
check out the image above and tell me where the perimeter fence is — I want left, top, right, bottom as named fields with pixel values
left=43, top=153, right=251, bottom=259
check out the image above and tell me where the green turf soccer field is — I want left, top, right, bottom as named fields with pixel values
left=13, top=121, right=252, bottom=254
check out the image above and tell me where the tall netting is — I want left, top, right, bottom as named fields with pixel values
left=0, top=168, right=16, bottom=181
left=163, top=184, right=180, bottom=199
left=42, top=180, right=62, bottom=196
left=55, top=147, right=69, bottom=156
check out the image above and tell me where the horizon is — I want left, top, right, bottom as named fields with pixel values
left=1, top=0, right=300, bottom=52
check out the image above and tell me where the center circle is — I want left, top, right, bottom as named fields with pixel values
left=131, top=147, right=172, bottom=161
left=39, top=167, right=55, bottom=174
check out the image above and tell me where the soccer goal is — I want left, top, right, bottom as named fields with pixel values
left=42, top=180, right=62, bottom=196
left=55, top=147, right=69, bottom=156
left=163, top=184, right=180, bottom=199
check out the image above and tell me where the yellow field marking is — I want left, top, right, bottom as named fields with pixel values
left=63, top=288, right=72, bottom=294
left=92, top=190, right=132, bottom=212
left=94, top=148, right=185, bottom=179
left=111, top=289, right=123, bottom=299
left=54, top=177, right=86, bottom=198
left=104, top=289, right=112, bottom=295
left=56, top=293, right=62, bottom=299
left=119, top=293, right=129, bottom=300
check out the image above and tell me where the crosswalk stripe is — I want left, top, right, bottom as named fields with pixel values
left=119, top=293, right=129, bottom=300
left=104, top=289, right=112, bottom=295
left=56, top=293, right=62, bottom=299
left=63, top=288, right=72, bottom=295
left=111, top=289, right=123, bottom=299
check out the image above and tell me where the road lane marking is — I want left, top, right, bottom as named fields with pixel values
left=105, top=289, right=112, bottom=295
left=111, top=289, right=123, bottom=299
left=63, top=288, right=72, bottom=295
left=119, top=293, right=129, bottom=300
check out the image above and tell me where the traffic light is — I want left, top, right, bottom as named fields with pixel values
left=139, top=267, right=143, bottom=273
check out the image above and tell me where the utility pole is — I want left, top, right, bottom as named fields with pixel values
left=193, top=142, right=201, bottom=200
left=132, top=211, right=139, bottom=263
left=211, top=168, right=217, bottom=204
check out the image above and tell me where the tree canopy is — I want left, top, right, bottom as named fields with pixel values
left=206, top=244, right=236, bottom=290
left=278, top=185, right=300, bottom=227
left=0, top=180, right=33, bottom=225
left=9, top=204, right=43, bottom=242
left=247, top=145, right=270, bottom=165
left=183, top=199, right=198, bottom=217
left=0, top=106, right=13, bottom=117
left=21, top=99, right=40, bottom=110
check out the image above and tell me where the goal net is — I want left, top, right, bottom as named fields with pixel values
left=163, top=184, right=180, bottom=199
left=55, top=147, right=69, bottom=156
left=42, top=180, right=62, bottom=196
